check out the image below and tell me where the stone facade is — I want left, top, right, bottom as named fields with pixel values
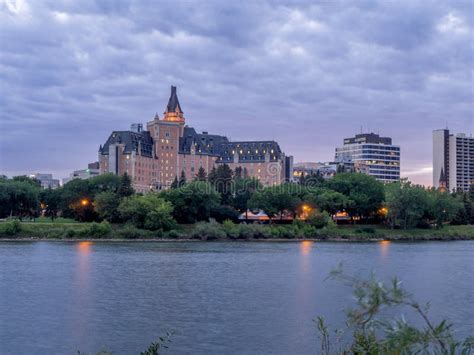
left=99, top=86, right=288, bottom=193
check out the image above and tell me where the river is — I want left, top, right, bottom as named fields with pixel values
left=0, top=241, right=473, bottom=354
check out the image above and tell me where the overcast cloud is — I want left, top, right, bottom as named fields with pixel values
left=0, top=0, right=472, bottom=185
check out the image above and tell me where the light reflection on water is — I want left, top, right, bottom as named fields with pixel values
left=379, top=240, right=391, bottom=259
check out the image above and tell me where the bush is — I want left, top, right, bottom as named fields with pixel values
left=222, top=220, right=239, bottom=239
left=116, top=224, right=152, bottom=239
left=191, top=222, right=226, bottom=240
left=164, top=229, right=184, bottom=239
left=87, top=221, right=112, bottom=238
left=0, top=220, right=22, bottom=236
left=307, top=210, right=331, bottom=229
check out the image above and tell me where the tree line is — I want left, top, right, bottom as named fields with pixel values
left=1, top=166, right=473, bottom=231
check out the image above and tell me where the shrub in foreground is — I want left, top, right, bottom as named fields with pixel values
left=316, top=267, right=474, bottom=354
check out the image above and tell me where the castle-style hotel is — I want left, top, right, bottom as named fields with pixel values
left=99, top=86, right=291, bottom=192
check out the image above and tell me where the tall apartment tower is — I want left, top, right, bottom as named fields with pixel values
left=433, top=129, right=474, bottom=192
left=334, top=133, right=400, bottom=183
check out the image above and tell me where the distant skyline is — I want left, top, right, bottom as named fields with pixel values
left=1, top=0, right=473, bottom=185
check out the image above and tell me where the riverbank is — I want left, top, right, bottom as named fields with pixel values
left=1, top=220, right=473, bottom=241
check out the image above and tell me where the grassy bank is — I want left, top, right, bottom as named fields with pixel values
left=1, top=219, right=473, bottom=241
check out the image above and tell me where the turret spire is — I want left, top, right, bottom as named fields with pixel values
left=166, top=86, right=182, bottom=113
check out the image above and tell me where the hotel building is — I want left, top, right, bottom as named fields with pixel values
left=334, top=133, right=400, bottom=183
left=433, top=129, right=474, bottom=192
left=98, top=86, right=289, bottom=192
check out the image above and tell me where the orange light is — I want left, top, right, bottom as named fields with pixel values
left=81, top=199, right=89, bottom=206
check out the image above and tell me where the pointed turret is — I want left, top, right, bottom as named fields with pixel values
left=166, top=86, right=182, bottom=113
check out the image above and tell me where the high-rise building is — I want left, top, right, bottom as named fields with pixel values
left=334, top=133, right=400, bottom=183
left=433, top=129, right=474, bottom=192
left=99, top=86, right=289, bottom=192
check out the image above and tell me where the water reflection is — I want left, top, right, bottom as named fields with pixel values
left=73, top=242, right=93, bottom=340
left=300, top=240, right=313, bottom=256
left=379, top=240, right=390, bottom=259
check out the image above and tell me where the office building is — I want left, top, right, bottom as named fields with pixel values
left=334, top=133, right=400, bottom=183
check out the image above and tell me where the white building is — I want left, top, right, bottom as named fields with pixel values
left=334, top=133, right=400, bottom=183
left=433, top=129, right=474, bottom=192
left=29, top=173, right=60, bottom=189
left=62, top=162, right=100, bottom=185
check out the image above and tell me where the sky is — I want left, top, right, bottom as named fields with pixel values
left=0, top=0, right=472, bottom=185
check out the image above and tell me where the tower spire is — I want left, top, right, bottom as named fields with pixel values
left=163, top=85, right=184, bottom=122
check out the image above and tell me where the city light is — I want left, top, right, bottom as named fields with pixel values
left=81, top=199, right=89, bottom=206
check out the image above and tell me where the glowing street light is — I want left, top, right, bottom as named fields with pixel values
left=81, top=199, right=90, bottom=206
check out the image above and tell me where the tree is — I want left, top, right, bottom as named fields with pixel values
left=234, top=166, right=243, bottom=180
left=59, top=179, right=96, bottom=221
left=89, top=173, right=122, bottom=195
left=195, top=167, right=207, bottom=181
left=232, top=177, right=262, bottom=213
left=94, top=191, right=122, bottom=223
left=39, top=188, right=61, bottom=221
left=213, top=164, right=233, bottom=205
left=178, top=170, right=186, bottom=187
left=306, top=189, right=350, bottom=215
left=327, top=173, right=384, bottom=220
left=160, top=181, right=220, bottom=223
left=428, top=189, right=463, bottom=228
left=118, top=173, right=134, bottom=197
left=170, top=176, right=179, bottom=189
left=385, top=180, right=430, bottom=229
left=208, top=167, right=217, bottom=185
left=0, top=179, right=40, bottom=219
left=248, top=183, right=301, bottom=220
left=118, top=194, right=175, bottom=230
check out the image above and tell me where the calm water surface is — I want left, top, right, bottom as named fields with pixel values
left=0, top=241, right=473, bottom=354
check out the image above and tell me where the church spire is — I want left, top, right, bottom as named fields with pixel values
left=439, top=167, right=447, bottom=192
left=163, top=85, right=184, bottom=122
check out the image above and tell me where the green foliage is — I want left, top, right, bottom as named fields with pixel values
left=160, top=181, right=221, bottom=223
left=385, top=180, right=463, bottom=229
left=316, top=268, right=474, bottom=354
left=428, top=189, right=463, bottom=228
left=191, top=221, right=227, bottom=240
left=212, top=164, right=233, bottom=205
left=94, top=191, right=122, bottom=223
left=231, top=177, right=262, bottom=212
left=170, top=176, right=179, bottom=189
left=248, top=183, right=301, bottom=219
left=307, top=210, right=332, bottom=229
left=178, top=170, right=186, bottom=187
left=327, top=173, right=384, bottom=219
left=87, top=221, right=112, bottom=237
left=118, top=173, right=134, bottom=197
left=116, top=224, right=154, bottom=239
left=195, top=166, right=207, bottom=181
left=140, top=331, right=173, bottom=355
left=0, top=179, right=40, bottom=218
left=0, top=220, right=22, bottom=236
left=39, top=188, right=61, bottom=221
left=385, top=180, right=430, bottom=229
left=118, top=194, right=175, bottom=231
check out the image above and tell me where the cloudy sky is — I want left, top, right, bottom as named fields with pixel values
left=0, top=0, right=472, bottom=185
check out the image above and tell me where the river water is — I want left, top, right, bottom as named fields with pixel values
left=0, top=241, right=472, bottom=354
